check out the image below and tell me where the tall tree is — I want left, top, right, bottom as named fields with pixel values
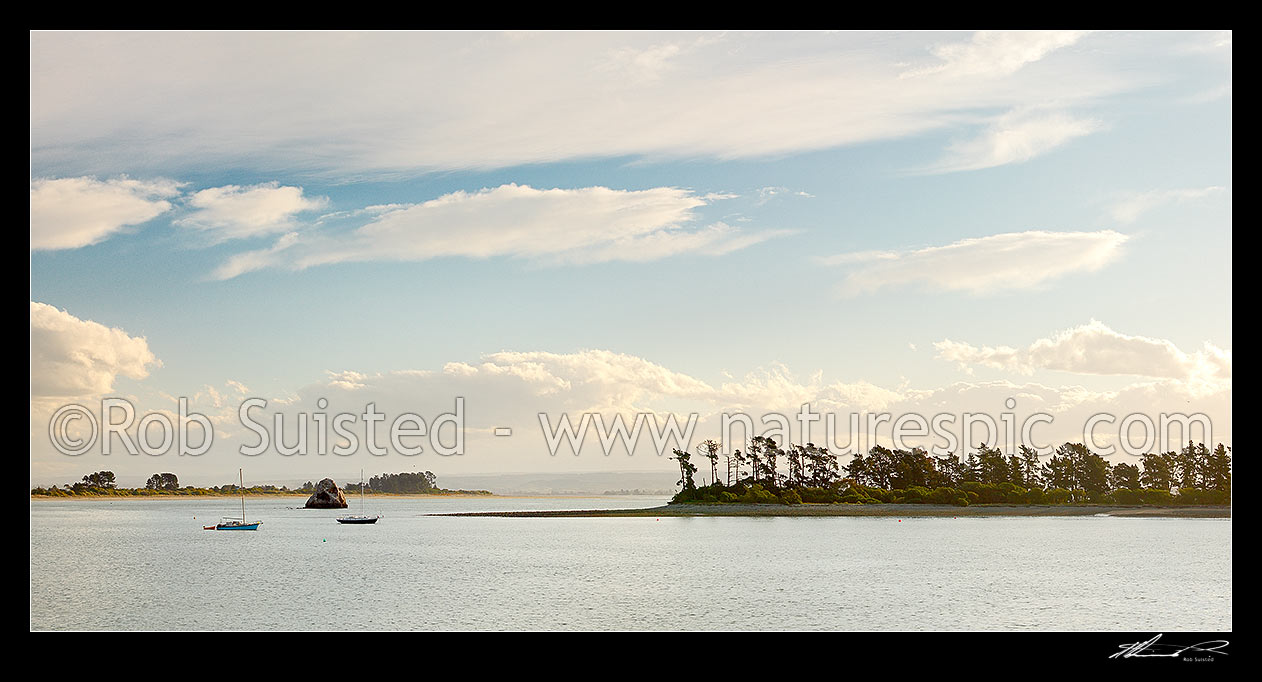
left=1140, top=452, right=1176, bottom=490
left=1051, top=443, right=1109, bottom=496
left=786, top=443, right=806, bottom=487
left=1174, top=440, right=1203, bottom=489
left=846, top=453, right=870, bottom=487
left=1111, top=462, right=1141, bottom=490
left=670, top=448, right=697, bottom=491
left=1202, top=443, right=1232, bottom=492
left=805, top=443, right=840, bottom=488
left=974, top=444, right=1009, bottom=485
left=697, top=439, right=721, bottom=487
left=745, top=438, right=766, bottom=484
left=750, top=436, right=781, bottom=487
left=932, top=454, right=964, bottom=488
left=1019, top=446, right=1043, bottom=490
left=82, top=471, right=116, bottom=488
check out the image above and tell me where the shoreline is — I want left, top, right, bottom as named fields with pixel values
left=29, top=492, right=499, bottom=501
left=430, top=503, right=1232, bottom=518
left=28, top=492, right=665, bottom=502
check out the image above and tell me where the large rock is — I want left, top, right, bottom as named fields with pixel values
left=305, top=478, right=348, bottom=508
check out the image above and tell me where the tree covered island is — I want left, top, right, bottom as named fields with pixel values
left=668, top=437, right=1231, bottom=507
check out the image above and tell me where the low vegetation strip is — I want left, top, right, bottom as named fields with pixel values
left=432, top=504, right=1231, bottom=518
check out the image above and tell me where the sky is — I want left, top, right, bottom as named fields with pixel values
left=29, top=30, right=1232, bottom=488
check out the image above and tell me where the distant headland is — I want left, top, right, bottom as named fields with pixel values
left=30, top=470, right=492, bottom=498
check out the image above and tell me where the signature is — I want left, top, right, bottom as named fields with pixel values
left=1110, top=634, right=1229, bottom=660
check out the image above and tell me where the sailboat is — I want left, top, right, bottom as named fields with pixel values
left=215, top=468, right=263, bottom=530
left=336, top=470, right=381, bottom=524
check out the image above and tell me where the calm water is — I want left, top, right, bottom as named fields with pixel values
left=30, top=496, right=1231, bottom=631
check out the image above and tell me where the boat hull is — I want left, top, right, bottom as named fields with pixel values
left=216, top=522, right=262, bottom=530
left=335, top=516, right=379, bottom=524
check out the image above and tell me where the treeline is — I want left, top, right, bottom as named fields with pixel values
left=365, top=471, right=438, bottom=494
left=32, top=471, right=296, bottom=497
left=670, top=438, right=1231, bottom=507
left=301, top=471, right=491, bottom=496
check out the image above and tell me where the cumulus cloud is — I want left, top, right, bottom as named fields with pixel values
left=180, top=349, right=1228, bottom=463
left=29, top=302, right=160, bottom=398
left=1109, top=186, right=1227, bottom=224
left=29, top=344, right=1231, bottom=483
left=29, top=31, right=1187, bottom=175
left=927, top=108, right=1102, bottom=173
left=176, top=182, right=328, bottom=240
left=212, top=184, right=784, bottom=279
left=934, top=320, right=1231, bottom=394
left=30, top=176, right=182, bottom=250
left=824, top=230, right=1129, bottom=296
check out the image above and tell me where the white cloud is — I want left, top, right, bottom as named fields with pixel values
left=176, top=182, right=327, bottom=240
left=1110, top=186, right=1227, bottom=224
left=29, top=344, right=1232, bottom=483
left=755, top=186, right=814, bottom=206
left=824, top=230, right=1129, bottom=296
left=927, top=108, right=1102, bottom=173
left=934, top=320, right=1231, bottom=395
left=29, top=302, right=160, bottom=398
left=902, top=30, right=1089, bottom=79
left=167, top=350, right=1232, bottom=462
left=212, top=184, right=784, bottom=279
left=30, top=176, right=182, bottom=250
left=29, top=31, right=1177, bottom=175
left=603, top=42, right=683, bottom=82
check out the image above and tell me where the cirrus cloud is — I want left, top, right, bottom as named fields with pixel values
left=925, top=108, right=1102, bottom=174
left=1109, top=186, right=1228, bottom=224
left=212, top=183, right=786, bottom=279
left=823, top=230, right=1130, bottom=296
left=29, top=31, right=1182, bottom=176
left=901, top=30, right=1089, bottom=79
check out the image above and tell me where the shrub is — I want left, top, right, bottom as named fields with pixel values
left=1044, top=488, right=1071, bottom=504
left=778, top=489, right=803, bottom=505
left=1176, top=488, right=1229, bottom=505
left=799, top=487, right=838, bottom=504
left=1111, top=488, right=1142, bottom=505
left=739, top=484, right=778, bottom=504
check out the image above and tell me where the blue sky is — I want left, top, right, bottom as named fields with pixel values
left=30, top=31, right=1231, bottom=486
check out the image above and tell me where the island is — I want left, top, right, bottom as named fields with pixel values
left=434, top=438, right=1231, bottom=518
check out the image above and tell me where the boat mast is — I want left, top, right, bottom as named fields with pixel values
left=239, top=468, right=246, bottom=521
left=360, top=469, right=365, bottom=514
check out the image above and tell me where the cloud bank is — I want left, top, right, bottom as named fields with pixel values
left=934, top=319, right=1231, bottom=394
left=30, top=30, right=1163, bottom=175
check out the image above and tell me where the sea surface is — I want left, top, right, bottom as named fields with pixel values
left=30, top=496, right=1231, bottom=631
